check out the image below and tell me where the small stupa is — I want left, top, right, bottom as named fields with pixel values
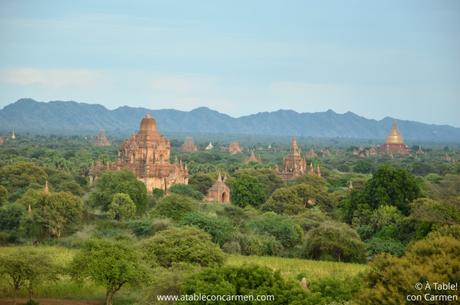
left=246, top=150, right=261, bottom=163
left=205, top=142, right=214, bottom=150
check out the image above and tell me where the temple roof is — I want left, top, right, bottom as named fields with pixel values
left=140, top=113, right=157, bottom=134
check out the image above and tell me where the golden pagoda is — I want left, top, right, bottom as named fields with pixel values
left=380, top=121, right=410, bottom=155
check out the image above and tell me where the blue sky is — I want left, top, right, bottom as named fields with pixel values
left=0, top=0, right=459, bottom=126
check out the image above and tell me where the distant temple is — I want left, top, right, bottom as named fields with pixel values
left=181, top=137, right=198, bottom=153
left=320, top=148, right=331, bottom=157
left=228, top=142, right=242, bottom=154
left=305, top=148, right=317, bottom=159
left=380, top=121, right=410, bottom=155
left=0, top=135, right=4, bottom=145
left=94, top=129, right=111, bottom=147
left=11, top=129, right=16, bottom=140
left=206, top=173, right=231, bottom=203
left=278, top=138, right=307, bottom=180
left=416, top=146, right=424, bottom=156
left=442, top=153, right=453, bottom=163
left=246, top=150, right=261, bottom=163
left=353, top=146, right=378, bottom=158
left=308, top=162, right=322, bottom=177
left=205, top=142, right=214, bottom=150
left=89, top=114, right=188, bottom=191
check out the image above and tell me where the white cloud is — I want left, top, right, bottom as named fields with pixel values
left=0, top=68, right=103, bottom=88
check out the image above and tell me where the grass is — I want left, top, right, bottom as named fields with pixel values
left=0, top=246, right=368, bottom=303
left=226, top=254, right=368, bottom=281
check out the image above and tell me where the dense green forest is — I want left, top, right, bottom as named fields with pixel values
left=0, top=134, right=459, bottom=305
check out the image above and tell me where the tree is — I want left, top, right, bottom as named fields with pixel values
left=153, top=194, right=198, bottom=221
left=179, top=264, right=322, bottom=305
left=0, top=247, right=59, bottom=304
left=0, top=204, right=23, bottom=231
left=70, top=238, right=148, bottom=305
left=169, top=184, right=204, bottom=200
left=229, top=174, right=266, bottom=208
left=89, top=170, right=147, bottom=212
left=108, top=193, right=136, bottom=221
left=142, top=227, right=224, bottom=268
left=353, top=160, right=375, bottom=174
left=410, top=198, right=460, bottom=225
left=362, top=165, right=421, bottom=215
left=0, top=162, right=48, bottom=201
left=0, top=185, right=8, bottom=205
left=234, top=168, right=283, bottom=197
left=179, top=212, right=235, bottom=246
left=27, top=192, right=84, bottom=239
left=262, top=184, right=331, bottom=215
left=342, top=165, right=422, bottom=223
left=248, top=212, right=303, bottom=248
left=355, top=225, right=460, bottom=305
left=302, top=221, right=366, bottom=263
left=189, top=173, right=214, bottom=195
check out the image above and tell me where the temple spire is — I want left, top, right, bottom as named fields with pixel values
left=44, top=180, right=49, bottom=194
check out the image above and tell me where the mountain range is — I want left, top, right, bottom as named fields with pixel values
left=0, top=98, right=459, bottom=143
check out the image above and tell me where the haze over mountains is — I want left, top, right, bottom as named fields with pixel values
left=1, top=98, right=459, bottom=143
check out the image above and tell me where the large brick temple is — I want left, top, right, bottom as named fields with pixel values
left=90, top=114, right=188, bottom=191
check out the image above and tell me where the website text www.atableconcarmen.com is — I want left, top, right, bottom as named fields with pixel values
left=156, top=294, right=275, bottom=302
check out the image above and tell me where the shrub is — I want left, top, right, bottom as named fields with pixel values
left=189, top=173, right=214, bottom=195
left=89, top=170, right=147, bottom=212
left=179, top=212, right=234, bottom=246
left=142, top=227, right=225, bottom=268
left=222, top=241, right=241, bottom=254
left=367, top=237, right=405, bottom=257
left=0, top=204, right=24, bottom=231
left=310, top=275, right=364, bottom=304
left=262, top=184, right=332, bottom=215
left=248, top=212, right=303, bottom=248
left=108, top=193, right=136, bottom=221
left=169, top=184, right=204, bottom=200
left=229, top=174, right=266, bottom=208
left=238, top=233, right=284, bottom=256
left=302, top=222, right=366, bottom=263
left=179, top=264, right=323, bottom=305
left=355, top=225, right=460, bottom=305
left=153, top=194, right=198, bottom=221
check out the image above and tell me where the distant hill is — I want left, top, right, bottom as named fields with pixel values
left=1, top=98, right=459, bottom=142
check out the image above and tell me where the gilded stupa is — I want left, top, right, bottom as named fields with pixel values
left=380, top=121, right=410, bottom=155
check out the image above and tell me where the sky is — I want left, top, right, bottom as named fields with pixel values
left=0, top=0, right=459, bottom=126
